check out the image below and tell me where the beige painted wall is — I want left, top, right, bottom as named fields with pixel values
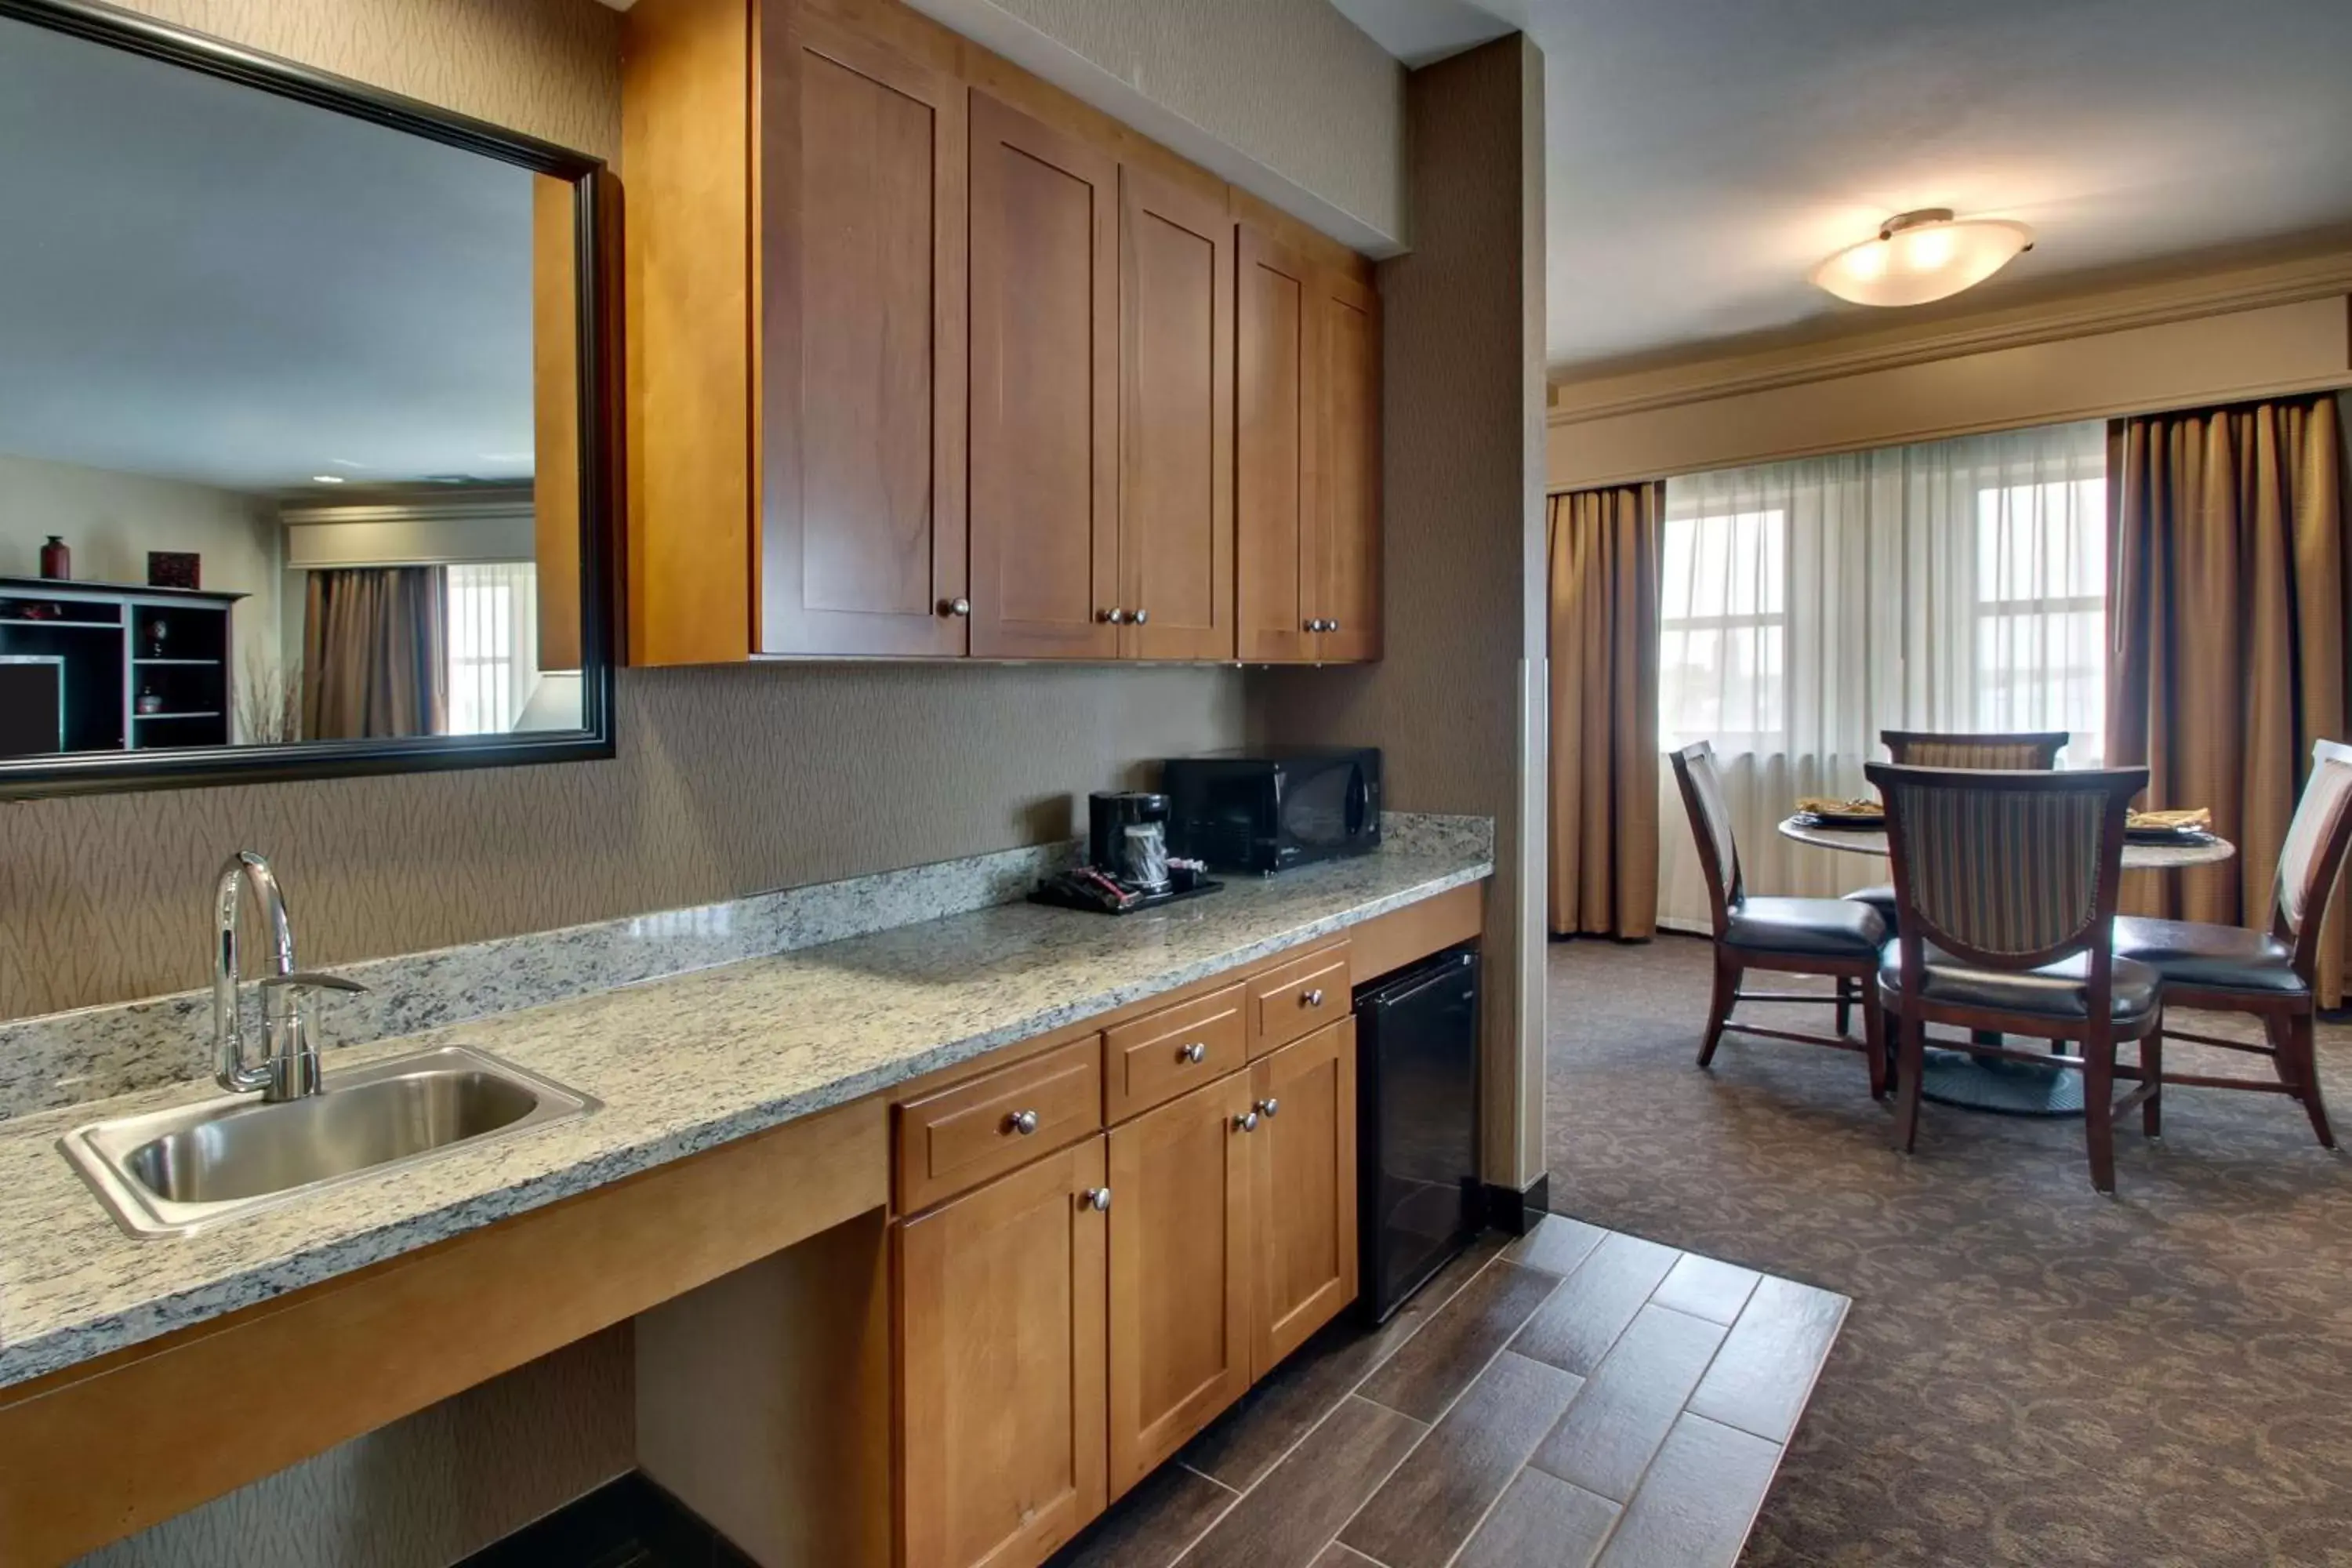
left=1250, top=34, right=1549, bottom=1192
left=905, top=0, right=1406, bottom=252
left=0, top=452, right=284, bottom=738
left=1548, top=256, right=2352, bottom=489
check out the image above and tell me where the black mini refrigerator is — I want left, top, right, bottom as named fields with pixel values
left=1355, top=945, right=1482, bottom=1323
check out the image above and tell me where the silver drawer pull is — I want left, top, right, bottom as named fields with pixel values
left=1234, top=1110, right=1260, bottom=1133
left=1181, top=1041, right=1207, bottom=1064
left=1302, top=987, right=1325, bottom=1007
left=1006, top=1109, right=1040, bottom=1136
left=1081, top=1187, right=1112, bottom=1211
left=1256, top=1098, right=1280, bottom=1119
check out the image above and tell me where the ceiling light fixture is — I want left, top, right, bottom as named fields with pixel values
left=1811, top=208, right=2034, bottom=307
left=310, top=474, right=345, bottom=484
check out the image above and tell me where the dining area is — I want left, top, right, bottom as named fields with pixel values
left=1661, top=728, right=2352, bottom=1194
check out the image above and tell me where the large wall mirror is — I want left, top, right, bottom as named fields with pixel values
left=0, top=0, right=614, bottom=797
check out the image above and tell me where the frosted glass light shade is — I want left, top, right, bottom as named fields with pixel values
left=1812, top=209, right=2034, bottom=307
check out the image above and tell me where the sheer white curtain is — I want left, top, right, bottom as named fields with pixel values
left=1657, top=420, right=2107, bottom=930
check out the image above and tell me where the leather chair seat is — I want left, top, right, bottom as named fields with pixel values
left=1878, top=942, right=2161, bottom=1025
left=1844, top=884, right=1900, bottom=927
left=1724, top=896, right=1888, bottom=959
left=2112, top=915, right=2302, bottom=995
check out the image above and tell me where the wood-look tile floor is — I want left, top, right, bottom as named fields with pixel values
left=1044, top=1218, right=1848, bottom=1568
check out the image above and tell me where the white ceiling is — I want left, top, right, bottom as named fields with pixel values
left=1332, top=0, right=2352, bottom=372
left=0, top=12, right=536, bottom=495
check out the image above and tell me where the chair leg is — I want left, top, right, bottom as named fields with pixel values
left=1860, top=980, right=1888, bottom=1100
left=2285, top=1011, right=2336, bottom=1149
left=2140, top=1024, right=2163, bottom=1139
left=2084, top=1031, right=2118, bottom=1196
left=1893, top=1010, right=1927, bottom=1153
left=1698, top=950, right=1738, bottom=1069
left=1835, top=976, right=1853, bottom=1040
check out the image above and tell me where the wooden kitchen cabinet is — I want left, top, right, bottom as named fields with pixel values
left=1235, top=225, right=1315, bottom=663
left=1312, top=271, right=1381, bottom=662
left=625, top=0, right=1378, bottom=667
left=1105, top=1071, right=1254, bottom=1495
left=1116, top=166, right=1234, bottom=660
left=757, top=4, right=967, bottom=655
left=967, top=90, right=1120, bottom=659
left=1234, top=222, right=1381, bottom=663
left=1250, top=1018, right=1359, bottom=1371
left=896, top=1134, right=1109, bottom=1568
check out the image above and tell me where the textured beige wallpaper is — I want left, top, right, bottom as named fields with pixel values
left=1249, top=36, right=1547, bottom=1186
left=978, top=0, right=1405, bottom=244
left=103, top=0, right=622, bottom=162
left=5, top=662, right=1243, bottom=1019
left=78, top=1327, right=634, bottom=1568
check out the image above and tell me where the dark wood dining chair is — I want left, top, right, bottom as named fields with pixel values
left=1671, top=741, right=1891, bottom=1096
left=1846, top=731, right=2071, bottom=931
left=2115, top=737, right=2352, bottom=1147
left=1882, top=730, right=2070, bottom=768
left=1869, top=761, right=2158, bottom=1193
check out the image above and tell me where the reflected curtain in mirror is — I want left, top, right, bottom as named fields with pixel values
left=1548, top=482, right=1662, bottom=938
left=2106, top=394, right=2350, bottom=1004
left=301, top=568, right=448, bottom=740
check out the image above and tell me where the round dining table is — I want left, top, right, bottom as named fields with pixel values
left=1776, top=813, right=2236, bottom=1116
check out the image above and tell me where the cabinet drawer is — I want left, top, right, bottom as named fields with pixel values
left=1103, top=983, right=1247, bottom=1123
left=1246, top=943, right=1351, bottom=1058
left=895, top=1038, right=1103, bottom=1213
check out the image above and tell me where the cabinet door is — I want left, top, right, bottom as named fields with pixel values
left=759, top=9, right=967, bottom=655
left=1311, top=270, right=1381, bottom=662
left=898, top=1135, right=1109, bottom=1568
left=1105, top=1070, right=1254, bottom=1497
left=1117, top=168, right=1233, bottom=661
left=1249, top=1018, right=1359, bottom=1375
left=1234, top=225, right=1315, bottom=663
left=967, top=91, right=1119, bottom=659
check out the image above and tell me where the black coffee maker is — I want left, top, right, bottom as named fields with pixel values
left=1088, top=791, right=1170, bottom=886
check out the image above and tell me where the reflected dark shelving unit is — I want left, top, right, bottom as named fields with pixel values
left=0, top=576, right=244, bottom=757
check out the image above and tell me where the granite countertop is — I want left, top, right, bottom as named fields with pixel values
left=0, top=845, right=1489, bottom=1389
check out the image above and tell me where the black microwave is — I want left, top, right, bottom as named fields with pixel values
left=1160, top=748, right=1381, bottom=874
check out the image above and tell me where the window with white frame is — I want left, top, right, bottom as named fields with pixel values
left=1658, top=506, right=1787, bottom=753
left=1652, top=419, right=2109, bottom=929
left=444, top=561, right=539, bottom=735
left=1972, top=477, right=2106, bottom=763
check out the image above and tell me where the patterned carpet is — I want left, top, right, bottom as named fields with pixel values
left=1545, top=935, right=2352, bottom=1568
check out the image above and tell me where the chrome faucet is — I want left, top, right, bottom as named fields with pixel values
left=213, top=851, right=365, bottom=1102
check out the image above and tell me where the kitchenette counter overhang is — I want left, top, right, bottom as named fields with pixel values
left=0, top=840, right=1491, bottom=1391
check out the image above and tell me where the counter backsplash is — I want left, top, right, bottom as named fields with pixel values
left=0, top=812, right=1491, bottom=1120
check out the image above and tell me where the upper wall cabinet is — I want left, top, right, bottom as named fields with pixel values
left=1236, top=225, right=1381, bottom=665
left=622, top=0, right=1377, bottom=668
left=967, top=93, right=1119, bottom=659
left=762, top=7, right=968, bottom=656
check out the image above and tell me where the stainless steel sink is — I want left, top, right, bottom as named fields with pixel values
left=60, top=1046, right=600, bottom=1237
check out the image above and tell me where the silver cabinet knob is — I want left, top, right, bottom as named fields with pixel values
left=1007, top=1109, right=1040, bottom=1136
left=1234, top=1110, right=1260, bottom=1133
left=1100, top=607, right=1128, bottom=625
left=1304, top=617, right=1324, bottom=633
left=1256, top=1098, right=1280, bottom=1119
left=939, top=597, right=971, bottom=618
left=1302, top=987, right=1325, bottom=1007
left=1081, top=1187, right=1112, bottom=1211
left=1132, top=608, right=1149, bottom=625
left=1181, top=1041, right=1207, bottom=1064
left=1325, top=619, right=1341, bottom=633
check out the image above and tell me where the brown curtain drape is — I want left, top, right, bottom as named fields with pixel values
left=301, top=567, right=449, bottom=741
left=2106, top=394, right=2350, bottom=1003
left=1548, top=482, right=1663, bottom=938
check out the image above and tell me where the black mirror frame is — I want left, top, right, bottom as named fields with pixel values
left=0, top=0, right=619, bottom=800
